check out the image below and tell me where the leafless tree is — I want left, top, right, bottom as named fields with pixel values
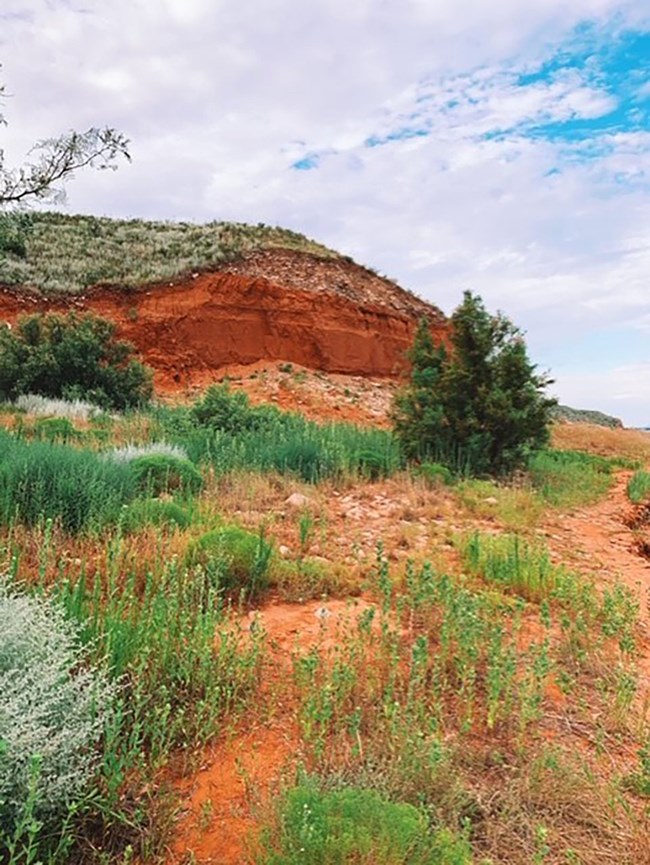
left=0, top=76, right=130, bottom=206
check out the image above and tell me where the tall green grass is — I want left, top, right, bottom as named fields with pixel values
left=0, top=431, right=137, bottom=532
left=528, top=449, right=618, bottom=508
left=150, top=389, right=402, bottom=482
left=55, top=564, right=264, bottom=764
left=627, top=470, right=650, bottom=504
left=458, top=531, right=638, bottom=651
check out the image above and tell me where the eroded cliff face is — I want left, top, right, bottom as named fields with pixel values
left=0, top=265, right=447, bottom=392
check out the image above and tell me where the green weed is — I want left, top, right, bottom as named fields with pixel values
left=256, top=782, right=472, bottom=865
left=528, top=449, right=616, bottom=508
left=627, top=470, right=650, bottom=504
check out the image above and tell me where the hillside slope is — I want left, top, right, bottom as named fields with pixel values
left=0, top=214, right=446, bottom=388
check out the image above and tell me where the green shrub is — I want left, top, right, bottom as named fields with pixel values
left=627, top=470, right=650, bottom=505
left=0, top=312, right=152, bottom=410
left=128, top=453, right=203, bottom=497
left=357, top=448, right=392, bottom=481
left=257, top=783, right=472, bottom=865
left=273, top=440, right=339, bottom=483
left=0, top=580, right=114, bottom=851
left=413, top=461, right=454, bottom=488
left=32, top=416, right=81, bottom=444
left=190, top=383, right=277, bottom=433
left=188, top=524, right=273, bottom=598
left=0, top=430, right=137, bottom=532
left=118, top=498, right=191, bottom=534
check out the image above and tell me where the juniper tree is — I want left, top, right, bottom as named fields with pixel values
left=393, top=291, right=555, bottom=475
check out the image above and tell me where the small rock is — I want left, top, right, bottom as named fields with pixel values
left=285, top=492, right=311, bottom=508
left=483, top=497, right=499, bottom=505
left=308, top=555, right=330, bottom=565
left=279, top=545, right=291, bottom=558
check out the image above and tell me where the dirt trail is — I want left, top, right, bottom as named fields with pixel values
left=543, top=472, right=650, bottom=710
left=544, top=473, right=650, bottom=624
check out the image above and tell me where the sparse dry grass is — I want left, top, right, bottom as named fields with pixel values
left=471, top=745, right=650, bottom=865
left=552, top=423, right=650, bottom=465
left=454, top=477, right=545, bottom=531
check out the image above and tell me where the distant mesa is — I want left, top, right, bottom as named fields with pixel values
left=0, top=212, right=446, bottom=392
left=552, top=404, right=623, bottom=429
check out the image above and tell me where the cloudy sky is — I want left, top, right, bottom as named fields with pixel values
left=1, top=0, right=649, bottom=423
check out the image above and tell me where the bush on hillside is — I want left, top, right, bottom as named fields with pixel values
left=413, top=461, right=454, bottom=488
left=128, top=453, right=203, bottom=497
left=118, top=498, right=191, bottom=534
left=188, top=524, right=273, bottom=599
left=0, top=211, right=33, bottom=259
left=392, top=292, right=556, bottom=476
left=190, top=383, right=279, bottom=433
left=0, top=580, right=114, bottom=846
left=32, top=416, right=81, bottom=444
left=0, top=312, right=153, bottom=410
left=357, top=448, right=393, bottom=480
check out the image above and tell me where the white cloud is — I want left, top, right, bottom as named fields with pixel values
left=553, top=363, right=650, bottom=427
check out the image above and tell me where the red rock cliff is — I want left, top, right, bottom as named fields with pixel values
left=0, top=251, right=447, bottom=391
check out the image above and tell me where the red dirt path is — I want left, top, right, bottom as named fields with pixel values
left=169, top=597, right=377, bottom=865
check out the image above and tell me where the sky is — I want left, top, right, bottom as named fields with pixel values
left=1, top=0, right=649, bottom=424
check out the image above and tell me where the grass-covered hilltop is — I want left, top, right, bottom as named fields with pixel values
left=0, top=211, right=340, bottom=294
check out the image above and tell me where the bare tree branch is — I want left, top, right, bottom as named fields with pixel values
left=0, top=126, right=131, bottom=206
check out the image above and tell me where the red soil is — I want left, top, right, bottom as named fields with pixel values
left=169, top=597, right=377, bottom=865
left=0, top=256, right=447, bottom=394
left=169, top=474, right=650, bottom=864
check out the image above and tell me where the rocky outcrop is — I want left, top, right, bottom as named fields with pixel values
left=0, top=251, right=447, bottom=392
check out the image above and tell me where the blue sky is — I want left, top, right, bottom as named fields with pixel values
left=1, top=0, right=649, bottom=423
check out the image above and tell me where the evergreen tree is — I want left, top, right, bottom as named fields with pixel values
left=392, top=318, right=449, bottom=459
left=392, top=291, right=556, bottom=475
